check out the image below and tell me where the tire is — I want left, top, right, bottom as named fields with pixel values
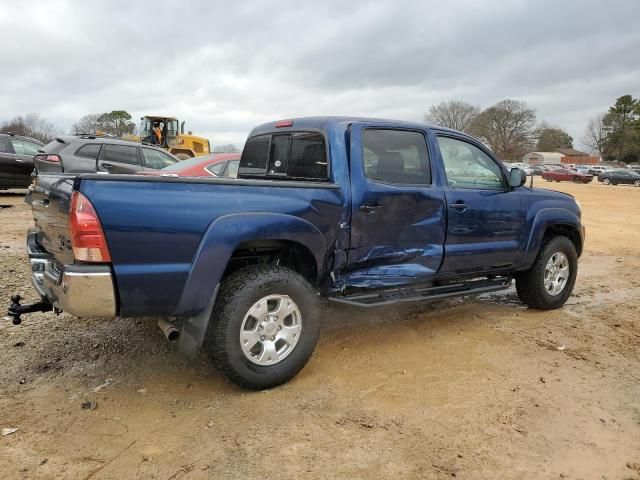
left=175, top=153, right=192, bottom=160
left=634, top=180, right=640, bottom=187
left=602, top=178, right=611, bottom=185
left=207, top=265, right=320, bottom=390
left=545, top=178, right=552, bottom=182
left=515, top=236, right=578, bottom=310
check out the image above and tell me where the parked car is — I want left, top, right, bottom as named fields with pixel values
left=598, top=169, right=640, bottom=186
left=541, top=168, right=594, bottom=183
left=587, top=165, right=612, bottom=176
left=34, top=135, right=179, bottom=175
left=12, top=117, right=584, bottom=390
left=141, top=153, right=240, bottom=178
left=0, top=133, right=44, bottom=189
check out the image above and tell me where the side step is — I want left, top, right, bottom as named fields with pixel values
left=328, top=276, right=512, bottom=308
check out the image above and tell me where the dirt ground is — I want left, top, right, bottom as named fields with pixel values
left=0, top=181, right=639, bottom=479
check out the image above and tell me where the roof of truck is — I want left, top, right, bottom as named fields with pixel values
left=249, top=116, right=461, bottom=137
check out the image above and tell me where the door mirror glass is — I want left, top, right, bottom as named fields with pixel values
left=509, top=167, right=527, bottom=188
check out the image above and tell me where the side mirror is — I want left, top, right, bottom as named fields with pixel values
left=509, top=167, right=527, bottom=188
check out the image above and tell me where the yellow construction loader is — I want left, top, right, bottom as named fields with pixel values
left=139, top=115, right=211, bottom=159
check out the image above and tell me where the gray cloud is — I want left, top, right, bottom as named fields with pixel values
left=1, top=0, right=638, bottom=148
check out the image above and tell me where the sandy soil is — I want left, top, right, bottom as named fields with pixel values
left=0, top=181, right=639, bottom=479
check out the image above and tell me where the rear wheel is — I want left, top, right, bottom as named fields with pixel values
left=515, top=236, right=578, bottom=310
left=634, top=180, right=640, bottom=187
left=602, top=178, right=611, bottom=185
left=207, top=265, right=320, bottom=390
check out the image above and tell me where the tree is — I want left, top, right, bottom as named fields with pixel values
left=601, top=95, right=640, bottom=162
left=0, top=113, right=59, bottom=143
left=213, top=144, right=240, bottom=153
left=469, top=99, right=536, bottom=160
left=581, top=114, right=607, bottom=158
left=96, top=110, right=136, bottom=137
left=424, top=100, right=479, bottom=133
left=72, top=113, right=102, bottom=135
left=535, top=123, right=573, bottom=151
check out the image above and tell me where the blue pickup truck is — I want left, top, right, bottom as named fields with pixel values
left=11, top=117, right=584, bottom=389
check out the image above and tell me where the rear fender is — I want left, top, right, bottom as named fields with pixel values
left=520, top=208, right=583, bottom=270
left=175, top=212, right=327, bottom=317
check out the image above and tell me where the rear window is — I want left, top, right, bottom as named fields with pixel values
left=141, top=148, right=177, bottom=169
left=75, top=144, right=101, bottom=159
left=10, top=138, right=41, bottom=156
left=239, top=132, right=328, bottom=180
left=99, top=144, right=139, bottom=165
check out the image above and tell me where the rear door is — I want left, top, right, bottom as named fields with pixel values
left=435, top=134, right=527, bottom=274
left=97, top=143, right=143, bottom=174
left=346, top=123, right=446, bottom=287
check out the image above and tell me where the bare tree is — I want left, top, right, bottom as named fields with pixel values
left=0, top=113, right=59, bottom=143
left=581, top=114, right=607, bottom=158
left=469, top=99, right=536, bottom=160
left=424, top=100, right=479, bottom=133
left=72, top=113, right=102, bottom=135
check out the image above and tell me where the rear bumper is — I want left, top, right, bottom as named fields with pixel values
left=28, top=232, right=117, bottom=317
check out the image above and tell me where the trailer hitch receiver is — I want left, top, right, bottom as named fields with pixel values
left=6, top=294, right=53, bottom=325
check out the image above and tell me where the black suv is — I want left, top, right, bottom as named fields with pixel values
left=0, top=133, right=44, bottom=189
left=35, top=135, right=179, bottom=175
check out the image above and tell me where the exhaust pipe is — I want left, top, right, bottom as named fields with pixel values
left=158, top=317, right=180, bottom=342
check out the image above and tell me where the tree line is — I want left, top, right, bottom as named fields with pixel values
left=425, top=99, right=574, bottom=161
left=425, top=95, right=640, bottom=163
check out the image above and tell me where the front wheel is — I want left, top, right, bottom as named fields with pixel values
left=207, top=265, right=320, bottom=390
left=634, top=180, right=640, bottom=187
left=602, top=178, right=611, bottom=185
left=515, top=236, right=578, bottom=310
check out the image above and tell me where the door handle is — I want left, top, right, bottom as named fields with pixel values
left=359, top=204, right=384, bottom=213
left=449, top=202, right=469, bottom=212
left=101, top=163, right=114, bottom=170
left=15, top=159, right=25, bottom=163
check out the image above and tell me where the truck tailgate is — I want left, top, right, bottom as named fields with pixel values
left=30, top=173, right=76, bottom=265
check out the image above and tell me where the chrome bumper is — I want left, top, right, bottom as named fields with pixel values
left=28, top=233, right=117, bottom=318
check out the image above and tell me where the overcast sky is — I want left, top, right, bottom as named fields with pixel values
left=1, top=0, right=638, bottom=149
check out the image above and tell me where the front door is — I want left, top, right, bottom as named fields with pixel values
left=344, top=124, right=447, bottom=288
left=435, top=134, right=527, bottom=274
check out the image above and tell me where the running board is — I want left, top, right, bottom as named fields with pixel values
left=328, top=277, right=512, bottom=308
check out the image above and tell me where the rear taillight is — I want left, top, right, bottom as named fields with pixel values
left=69, top=192, right=111, bottom=263
left=34, top=154, right=61, bottom=163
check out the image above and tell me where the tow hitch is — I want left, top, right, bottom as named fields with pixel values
left=6, top=294, right=54, bottom=325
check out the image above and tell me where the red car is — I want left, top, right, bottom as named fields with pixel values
left=141, top=153, right=240, bottom=178
left=541, top=168, right=593, bottom=183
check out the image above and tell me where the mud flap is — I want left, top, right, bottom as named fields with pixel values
left=176, top=285, right=219, bottom=361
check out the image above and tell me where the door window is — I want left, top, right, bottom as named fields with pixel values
left=141, top=148, right=178, bottom=169
left=206, top=162, right=226, bottom=176
left=0, top=139, right=8, bottom=153
left=225, top=160, right=239, bottom=178
left=99, top=144, right=140, bottom=165
left=362, top=129, right=431, bottom=185
left=10, top=139, right=41, bottom=155
left=75, top=144, right=101, bottom=159
left=437, top=136, right=504, bottom=189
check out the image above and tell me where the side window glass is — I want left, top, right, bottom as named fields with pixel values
left=100, top=144, right=139, bottom=165
left=142, top=148, right=177, bottom=169
left=10, top=139, right=40, bottom=156
left=206, top=162, right=225, bottom=176
left=225, top=160, right=239, bottom=178
left=76, top=144, right=101, bottom=159
left=239, top=135, right=270, bottom=176
left=0, top=139, right=8, bottom=153
left=437, top=136, right=504, bottom=189
left=288, top=132, right=327, bottom=179
left=362, top=129, right=431, bottom=185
